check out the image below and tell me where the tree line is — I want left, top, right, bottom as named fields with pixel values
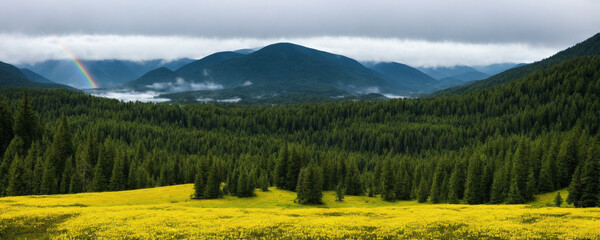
left=0, top=56, right=599, bottom=207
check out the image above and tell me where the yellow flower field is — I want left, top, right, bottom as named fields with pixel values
left=1, top=184, right=599, bottom=239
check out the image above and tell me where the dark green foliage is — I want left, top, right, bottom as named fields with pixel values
left=6, top=155, right=27, bottom=196
left=448, top=160, right=466, bottom=203
left=193, top=168, right=205, bottom=199
left=204, top=165, right=222, bottom=199
left=577, top=142, right=600, bottom=207
left=344, top=161, right=362, bottom=195
left=0, top=100, right=13, bottom=155
left=336, top=182, right=344, bottom=201
left=236, top=170, right=255, bottom=198
left=417, top=174, right=429, bottom=203
left=47, top=115, right=74, bottom=191
left=259, top=172, right=269, bottom=192
left=554, top=192, right=563, bottom=207
left=296, top=163, right=324, bottom=205
left=13, top=91, right=41, bottom=148
left=380, top=157, right=396, bottom=201
left=566, top=167, right=582, bottom=207
left=109, top=151, right=126, bottom=191
left=464, top=156, right=484, bottom=204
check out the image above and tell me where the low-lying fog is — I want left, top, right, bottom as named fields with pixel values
left=87, top=89, right=170, bottom=103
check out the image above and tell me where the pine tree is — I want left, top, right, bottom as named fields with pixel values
left=489, top=165, right=509, bottom=204
left=259, top=172, right=269, bottom=192
left=579, top=143, right=599, bottom=207
left=204, top=164, right=221, bottom=199
left=13, top=90, right=41, bottom=149
left=109, top=152, right=126, bottom=191
left=6, top=154, right=27, bottom=196
left=345, top=161, right=362, bottom=195
left=430, top=163, right=444, bottom=203
left=0, top=100, right=14, bottom=155
left=40, top=158, right=57, bottom=195
left=0, top=136, right=25, bottom=196
left=417, top=174, right=429, bottom=203
left=48, top=115, right=74, bottom=189
left=554, top=192, right=563, bottom=207
left=525, top=169, right=537, bottom=201
left=60, top=156, right=74, bottom=194
left=537, top=153, right=555, bottom=193
left=296, top=164, right=323, bottom=205
left=90, top=149, right=109, bottom=192
left=275, top=145, right=289, bottom=189
left=236, top=170, right=255, bottom=198
left=507, top=142, right=529, bottom=204
left=567, top=166, right=582, bottom=207
left=69, top=169, right=84, bottom=193
left=336, top=182, right=344, bottom=201
left=380, top=158, right=396, bottom=201
left=287, top=147, right=302, bottom=191
left=464, top=156, right=484, bottom=204
left=193, top=169, right=205, bottom=199
left=448, top=160, right=466, bottom=202
left=32, top=156, right=44, bottom=194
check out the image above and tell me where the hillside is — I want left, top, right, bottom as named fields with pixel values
left=0, top=184, right=593, bottom=239
left=369, top=62, right=439, bottom=93
left=0, top=61, right=70, bottom=89
left=436, top=32, right=600, bottom=96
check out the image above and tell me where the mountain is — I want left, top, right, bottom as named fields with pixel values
left=20, top=68, right=56, bottom=84
left=125, top=67, right=180, bottom=90
left=369, top=62, right=438, bottom=93
left=436, top=32, right=600, bottom=96
left=176, top=52, right=244, bottom=81
left=418, top=65, right=489, bottom=81
left=21, top=60, right=138, bottom=88
left=139, top=43, right=413, bottom=104
left=21, top=58, right=194, bottom=89
left=473, top=63, right=524, bottom=76
left=0, top=61, right=70, bottom=89
left=121, top=58, right=194, bottom=76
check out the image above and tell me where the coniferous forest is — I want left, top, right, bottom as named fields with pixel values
left=1, top=55, right=599, bottom=207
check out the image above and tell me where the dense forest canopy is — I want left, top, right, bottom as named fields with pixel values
left=0, top=56, right=599, bottom=207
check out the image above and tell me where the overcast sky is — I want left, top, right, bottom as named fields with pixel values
left=0, top=0, right=598, bottom=66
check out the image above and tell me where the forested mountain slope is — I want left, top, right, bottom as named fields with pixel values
left=0, top=55, right=599, bottom=206
left=435, top=32, right=600, bottom=96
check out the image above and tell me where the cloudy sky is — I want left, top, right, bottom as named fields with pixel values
left=0, top=0, right=598, bottom=66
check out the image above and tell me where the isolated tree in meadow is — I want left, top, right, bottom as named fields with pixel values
left=336, top=182, right=344, bottom=202
left=554, top=192, right=563, bottom=207
left=296, top=163, right=323, bottom=205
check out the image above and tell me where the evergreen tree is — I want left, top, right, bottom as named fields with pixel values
left=345, top=161, right=362, bottom=195
left=554, top=192, right=563, bottom=207
left=417, top=174, right=429, bottom=203
left=380, top=158, right=396, bottom=201
left=193, top=168, right=205, bottom=199
left=48, top=115, right=74, bottom=189
left=464, top=156, right=484, bottom=204
left=6, top=154, right=27, bottom=196
left=60, top=156, right=74, bottom=194
left=0, top=100, right=14, bottom=155
left=32, top=156, right=44, bottom=194
left=537, top=153, right=555, bottom=193
left=109, top=152, right=126, bottom=191
left=236, top=170, right=255, bottom=198
left=525, top=169, right=537, bottom=201
left=40, top=158, right=57, bottom=194
left=0, top=136, right=25, bottom=196
left=13, top=91, right=41, bottom=148
left=336, top=182, right=344, bottom=201
left=259, top=172, right=269, bottom=192
left=489, top=165, right=509, bottom=204
left=69, top=168, right=84, bottom=193
left=296, top=163, right=323, bottom=204
left=204, top=164, right=221, bottom=199
left=567, top=166, right=582, bottom=207
left=430, top=163, right=444, bottom=203
left=90, top=149, right=109, bottom=192
left=275, top=145, right=289, bottom=189
left=286, top=147, right=302, bottom=191
left=448, top=160, right=466, bottom=201
left=507, top=142, right=529, bottom=204
left=579, top=143, right=599, bottom=207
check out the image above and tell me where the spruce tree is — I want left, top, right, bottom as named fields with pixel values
left=204, top=164, right=221, bottom=199
left=489, top=165, right=509, bottom=204
left=464, top=157, right=484, bottom=204
left=567, top=166, right=582, bottom=207
left=259, top=172, right=269, bottom=192
left=537, top=153, right=555, bottom=193
left=0, top=100, right=14, bottom=155
left=109, top=152, right=126, bottom=191
left=336, top=182, right=344, bottom=201
left=554, top=192, right=563, bottom=207
left=579, top=143, right=599, bottom=207
left=193, top=169, right=205, bottom=199
left=60, top=156, right=74, bottom=194
left=6, top=154, right=27, bottom=196
left=275, top=145, right=289, bottom=189
left=0, top=136, right=25, bottom=196
left=507, top=142, right=529, bottom=204
left=429, top=164, right=444, bottom=204
left=40, top=158, right=57, bottom=195
left=286, top=147, right=302, bottom=191
left=13, top=90, right=41, bottom=149
left=448, top=160, right=466, bottom=201
left=380, top=158, right=396, bottom=201
left=296, top=164, right=323, bottom=205
left=69, top=169, right=84, bottom=193
left=345, top=161, right=362, bottom=195
left=48, top=115, right=74, bottom=188
left=417, top=174, right=429, bottom=203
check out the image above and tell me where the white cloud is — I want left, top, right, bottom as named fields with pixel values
left=0, top=34, right=561, bottom=67
left=88, top=90, right=170, bottom=103
left=242, top=81, right=253, bottom=86
left=145, top=77, right=222, bottom=92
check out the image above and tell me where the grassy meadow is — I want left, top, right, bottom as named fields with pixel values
left=1, top=184, right=599, bottom=239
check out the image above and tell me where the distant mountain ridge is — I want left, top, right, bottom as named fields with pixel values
left=0, top=61, right=71, bottom=89
left=435, top=32, right=600, bottom=96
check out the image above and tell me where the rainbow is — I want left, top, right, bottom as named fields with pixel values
left=58, top=44, right=98, bottom=88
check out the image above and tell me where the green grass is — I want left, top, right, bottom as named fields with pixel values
left=528, top=189, right=573, bottom=208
